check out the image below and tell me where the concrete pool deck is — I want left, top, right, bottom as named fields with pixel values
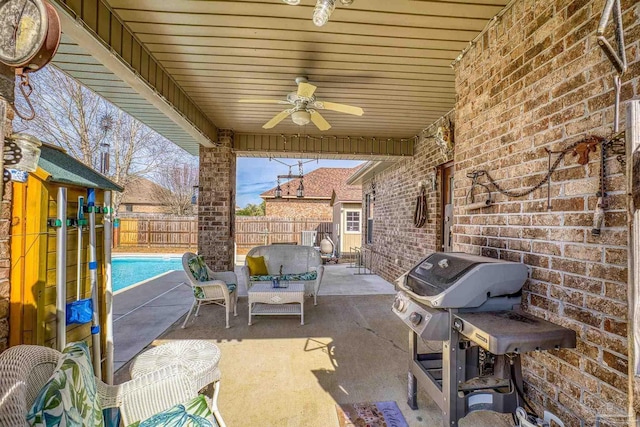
left=113, top=270, right=192, bottom=370
left=113, top=262, right=396, bottom=370
left=114, top=272, right=513, bottom=427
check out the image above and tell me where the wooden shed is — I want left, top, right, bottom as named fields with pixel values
left=9, top=143, right=122, bottom=369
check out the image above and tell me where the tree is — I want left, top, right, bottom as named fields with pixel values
left=237, top=201, right=265, bottom=216
left=15, top=66, right=180, bottom=212
left=151, top=159, right=199, bottom=216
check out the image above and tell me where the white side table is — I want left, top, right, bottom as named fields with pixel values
left=248, top=282, right=305, bottom=325
left=130, top=340, right=224, bottom=425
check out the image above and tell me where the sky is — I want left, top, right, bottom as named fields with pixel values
left=236, top=157, right=364, bottom=207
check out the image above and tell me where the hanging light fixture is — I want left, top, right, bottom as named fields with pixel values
left=313, top=0, right=335, bottom=26
left=283, top=0, right=354, bottom=26
left=272, top=159, right=313, bottom=199
left=275, top=179, right=282, bottom=199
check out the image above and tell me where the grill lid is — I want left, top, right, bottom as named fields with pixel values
left=402, top=252, right=529, bottom=308
left=407, top=252, right=484, bottom=296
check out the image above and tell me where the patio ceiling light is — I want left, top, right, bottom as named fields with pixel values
left=282, top=0, right=354, bottom=27
left=312, top=0, right=335, bottom=26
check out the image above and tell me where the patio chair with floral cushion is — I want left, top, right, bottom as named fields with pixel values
left=182, top=252, right=238, bottom=329
left=0, top=342, right=225, bottom=426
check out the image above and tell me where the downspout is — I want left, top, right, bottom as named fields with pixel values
left=55, top=187, right=67, bottom=350
left=103, top=191, right=114, bottom=384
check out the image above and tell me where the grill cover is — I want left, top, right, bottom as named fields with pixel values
left=402, top=252, right=529, bottom=308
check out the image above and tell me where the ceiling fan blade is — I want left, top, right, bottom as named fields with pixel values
left=263, top=109, right=293, bottom=129
left=310, top=110, right=331, bottom=131
left=297, top=82, right=317, bottom=98
left=238, top=99, right=290, bottom=104
left=315, top=101, right=364, bottom=116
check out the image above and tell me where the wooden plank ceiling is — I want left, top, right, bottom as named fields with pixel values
left=103, top=0, right=508, bottom=139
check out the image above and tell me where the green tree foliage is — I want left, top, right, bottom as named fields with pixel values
left=237, top=201, right=265, bottom=216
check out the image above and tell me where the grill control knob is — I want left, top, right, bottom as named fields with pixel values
left=393, top=298, right=406, bottom=312
left=409, top=312, right=423, bottom=326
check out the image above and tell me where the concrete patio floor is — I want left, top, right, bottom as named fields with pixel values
left=114, top=264, right=513, bottom=427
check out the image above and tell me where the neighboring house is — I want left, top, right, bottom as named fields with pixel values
left=260, top=166, right=362, bottom=251
left=120, top=177, right=168, bottom=214
left=260, top=167, right=361, bottom=220
left=330, top=178, right=363, bottom=255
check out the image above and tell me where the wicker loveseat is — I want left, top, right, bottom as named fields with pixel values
left=240, top=245, right=324, bottom=305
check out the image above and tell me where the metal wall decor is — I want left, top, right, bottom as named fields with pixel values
left=467, top=135, right=606, bottom=211
left=465, top=171, right=493, bottom=211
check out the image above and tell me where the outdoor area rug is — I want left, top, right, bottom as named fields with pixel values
left=336, top=401, right=408, bottom=427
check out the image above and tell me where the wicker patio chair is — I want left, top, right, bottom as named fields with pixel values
left=182, top=252, right=239, bottom=329
left=0, top=344, right=226, bottom=426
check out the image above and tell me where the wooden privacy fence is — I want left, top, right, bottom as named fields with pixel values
left=236, top=216, right=332, bottom=254
left=114, top=216, right=332, bottom=252
left=115, top=216, right=198, bottom=248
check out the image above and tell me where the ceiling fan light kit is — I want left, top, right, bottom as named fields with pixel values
left=292, top=110, right=311, bottom=126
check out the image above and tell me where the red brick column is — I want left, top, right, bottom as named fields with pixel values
left=197, top=129, right=236, bottom=271
left=0, top=63, right=14, bottom=352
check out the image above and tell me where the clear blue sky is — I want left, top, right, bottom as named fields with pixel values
left=236, top=158, right=364, bottom=207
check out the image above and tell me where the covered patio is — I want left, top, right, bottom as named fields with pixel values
left=112, top=263, right=511, bottom=427
left=1, top=0, right=639, bottom=426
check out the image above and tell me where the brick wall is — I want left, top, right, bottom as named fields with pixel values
left=264, top=198, right=332, bottom=220
left=0, top=64, right=13, bottom=352
left=361, top=114, right=453, bottom=281
left=453, top=0, right=639, bottom=424
left=198, top=130, right=236, bottom=271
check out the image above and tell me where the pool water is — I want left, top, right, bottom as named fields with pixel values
left=112, top=257, right=182, bottom=292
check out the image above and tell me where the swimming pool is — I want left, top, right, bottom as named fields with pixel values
left=112, top=256, right=182, bottom=292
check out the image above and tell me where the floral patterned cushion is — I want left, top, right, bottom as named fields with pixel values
left=27, top=341, right=104, bottom=427
left=127, top=395, right=219, bottom=427
left=187, top=255, right=210, bottom=282
left=250, top=271, right=317, bottom=282
left=193, top=283, right=237, bottom=299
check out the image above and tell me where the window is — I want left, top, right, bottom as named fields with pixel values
left=345, top=210, right=360, bottom=233
left=365, top=194, right=374, bottom=244
left=125, top=204, right=133, bottom=212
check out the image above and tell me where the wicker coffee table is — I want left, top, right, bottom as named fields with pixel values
left=248, top=282, right=305, bottom=325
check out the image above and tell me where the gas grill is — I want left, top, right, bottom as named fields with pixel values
left=392, top=252, right=576, bottom=426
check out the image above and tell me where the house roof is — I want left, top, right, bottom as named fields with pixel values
left=37, top=143, right=123, bottom=191
left=120, top=177, right=166, bottom=205
left=261, top=166, right=362, bottom=200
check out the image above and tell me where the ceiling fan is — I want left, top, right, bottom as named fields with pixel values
left=238, top=77, right=364, bottom=131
